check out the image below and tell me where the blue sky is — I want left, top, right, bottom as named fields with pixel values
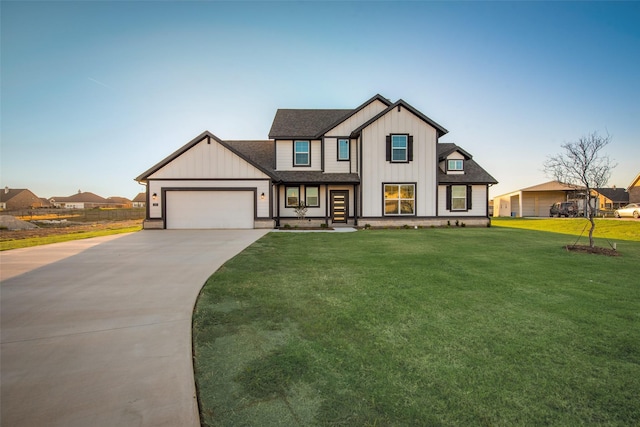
left=2, top=1, right=639, bottom=200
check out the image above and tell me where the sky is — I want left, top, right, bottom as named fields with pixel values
left=2, top=1, right=639, bottom=200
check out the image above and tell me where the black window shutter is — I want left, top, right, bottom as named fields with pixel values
left=467, top=186, right=472, bottom=210
left=446, top=185, right=452, bottom=210
left=386, top=135, right=391, bottom=161
left=408, top=136, right=413, bottom=161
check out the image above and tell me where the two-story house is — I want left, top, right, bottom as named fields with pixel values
left=135, top=95, right=497, bottom=229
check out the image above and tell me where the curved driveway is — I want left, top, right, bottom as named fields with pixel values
left=1, top=230, right=268, bottom=427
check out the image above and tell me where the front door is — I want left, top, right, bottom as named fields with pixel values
left=331, top=191, right=348, bottom=223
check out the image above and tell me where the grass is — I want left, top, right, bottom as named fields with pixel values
left=492, top=217, right=640, bottom=242
left=0, top=225, right=141, bottom=251
left=193, top=228, right=640, bottom=426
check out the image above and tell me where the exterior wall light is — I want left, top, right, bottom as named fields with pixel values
left=152, top=193, right=157, bottom=200
left=260, top=192, right=265, bottom=200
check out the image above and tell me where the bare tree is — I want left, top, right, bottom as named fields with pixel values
left=544, top=132, right=616, bottom=248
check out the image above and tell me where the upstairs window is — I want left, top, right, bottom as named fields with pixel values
left=386, top=134, right=413, bottom=162
left=338, top=139, right=350, bottom=161
left=391, top=135, right=407, bottom=162
left=448, top=159, right=464, bottom=171
left=294, top=141, right=310, bottom=166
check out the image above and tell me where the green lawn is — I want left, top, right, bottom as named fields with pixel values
left=0, top=225, right=141, bottom=251
left=193, top=228, right=640, bottom=426
left=492, top=217, right=640, bottom=242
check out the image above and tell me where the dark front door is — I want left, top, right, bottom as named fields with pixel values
left=331, top=191, right=348, bottom=223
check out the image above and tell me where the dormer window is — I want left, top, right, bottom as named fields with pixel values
left=294, top=141, right=310, bottom=166
left=448, top=159, right=463, bottom=171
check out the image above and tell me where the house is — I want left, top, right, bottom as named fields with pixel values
left=132, top=192, right=146, bottom=208
left=592, top=187, right=629, bottom=211
left=628, top=172, right=640, bottom=203
left=135, top=94, right=497, bottom=229
left=49, top=191, right=112, bottom=209
left=0, top=187, right=44, bottom=210
left=493, top=181, right=585, bottom=217
left=107, top=197, right=132, bottom=208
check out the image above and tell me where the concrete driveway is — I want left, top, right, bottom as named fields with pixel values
left=1, top=229, right=268, bottom=427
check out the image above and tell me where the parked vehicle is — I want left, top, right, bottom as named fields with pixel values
left=614, top=203, right=640, bottom=219
left=549, top=201, right=579, bottom=218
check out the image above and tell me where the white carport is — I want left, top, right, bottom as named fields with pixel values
left=492, top=180, right=583, bottom=217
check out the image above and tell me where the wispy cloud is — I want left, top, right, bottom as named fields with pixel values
left=87, top=77, right=111, bottom=89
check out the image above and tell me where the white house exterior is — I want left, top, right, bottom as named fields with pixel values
left=135, top=95, right=497, bottom=229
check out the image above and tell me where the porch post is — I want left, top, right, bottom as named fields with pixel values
left=325, top=184, right=329, bottom=226
left=353, top=184, right=358, bottom=226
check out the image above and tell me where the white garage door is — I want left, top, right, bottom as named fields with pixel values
left=166, top=191, right=254, bottom=229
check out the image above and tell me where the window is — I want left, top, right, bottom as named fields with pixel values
left=391, top=135, right=407, bottom=162
left=384, top=184, right=415, bottom=215
left=294, top=141, right=310, bottom=166
left=448, top=159, right=463, bottom=171
left=338, top=139, right=350, bottom=161
left=447, top=185, right=472, bottom=211
left=286, top=187, right=299, bottom=207
left=386, top=134, right=413, bottom=162
left=305, top=187, right=319, bottom=207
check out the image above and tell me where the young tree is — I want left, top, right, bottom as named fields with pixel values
left=544, top=132, right=616, bottom=248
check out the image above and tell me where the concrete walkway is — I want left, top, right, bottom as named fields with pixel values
left=0, top=230, right=268, bottom=427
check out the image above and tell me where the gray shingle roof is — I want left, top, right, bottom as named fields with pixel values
left=267, top=94, right=393, bottom=140
left=268, top=109, right=352, bottom=139
left=227, top=141, right=359, bottom=184
left=596, top=188, right=629, bottom=203
left=437, top=143, right=498, bottom=184
left=275, top=171, right=360, bottom=184
left=224, top=140, right=276, bottom=176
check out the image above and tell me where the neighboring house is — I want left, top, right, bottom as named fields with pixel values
left=107, top=197, right=132, bottom=208
left=132, top=192, right=146, bottom=208
left=628, top=172, right=640, bottom=203
left=592, top=188, right=629, bottom=211
left=39, top=198, right=53, bottom=208
left=493, top=181, right=584, bottom=217
left=0, top=187, right=44, bottom=210
left=135, top=94, right=497, bottom=229
left=49, top=191, right=112, bottom=209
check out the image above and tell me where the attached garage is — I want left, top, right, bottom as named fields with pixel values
left=135, top=132, right=276, bottom=230
left=165, top=190, right=254, bottom=229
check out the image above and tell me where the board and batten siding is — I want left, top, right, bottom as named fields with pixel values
left=147, top=179, right=271, bottom=219
left=148, top=138, right=270, bottom=180
left=437, top=184, right=488, bottom=217
left=360, top=108, right=438, bottom=217
left=323, top=100, right=389, bottom=174
left=323, top=137, right=352, bottom=173
left=275, top=140, right=322, bottom=171
left=325, top=99, right=389, bottom=136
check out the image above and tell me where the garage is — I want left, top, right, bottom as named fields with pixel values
left=165, top=190, right=254, bottom=229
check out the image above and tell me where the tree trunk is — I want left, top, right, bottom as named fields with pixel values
left=588, top=215, right=595, bottom=248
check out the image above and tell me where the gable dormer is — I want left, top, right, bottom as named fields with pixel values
left=438, top=144, right=473, bottom=175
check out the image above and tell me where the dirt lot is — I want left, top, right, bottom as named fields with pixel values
left=0, top=219, right=142, bottom=242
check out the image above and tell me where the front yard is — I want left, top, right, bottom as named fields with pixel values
left=193, top=226, right=639, bottom=426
